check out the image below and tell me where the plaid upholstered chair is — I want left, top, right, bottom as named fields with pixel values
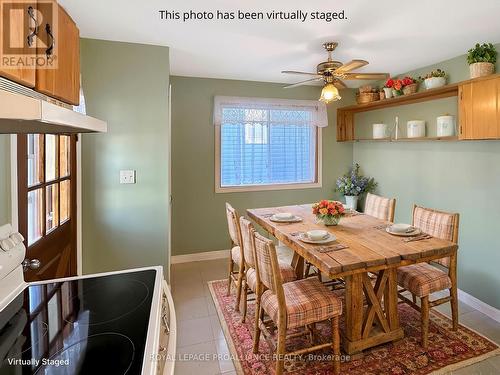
left=239, top=217, right=296, bottom=323
left=252, top=231, right=342, bottom=375
left=397, top=204, right=460, bottom=348
left=364, top=193, right=396, bottom=222
left=225, top=203, right=245, bottom=312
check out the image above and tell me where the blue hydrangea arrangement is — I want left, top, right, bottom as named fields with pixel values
left=336, top=163, right=377, bottom=196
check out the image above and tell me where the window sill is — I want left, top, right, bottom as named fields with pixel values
left=215, top=181, right=322, bottom=193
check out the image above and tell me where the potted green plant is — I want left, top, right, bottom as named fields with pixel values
left=335, top=163, right=377, bottom=210
left=467, top=43, right=497, bottom=79
left=419, top=69, right=447, bottom=90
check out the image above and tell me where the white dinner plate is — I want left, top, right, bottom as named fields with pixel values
left=270, top=215, right=303, bottom=223
left=298, top=233, right=337, bottom=244
left=385, top=227, right=422, bottom=237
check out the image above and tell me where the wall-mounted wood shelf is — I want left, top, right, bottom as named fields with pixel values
left=340, top=84, right=459, bottom=114
left=337, top=73, right=500, bottom=142
left=350, top=136, right=458, bottom=143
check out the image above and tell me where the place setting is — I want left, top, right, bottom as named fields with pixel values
left=385, top=223, right=433, bottom=242
left=288, top=229, right=349, bottom=253
left=267, top=212, right=303, bottom=223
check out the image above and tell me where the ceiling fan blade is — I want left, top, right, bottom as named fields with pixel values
left=343, top=72, right=390, bottom=80
left=335, top=59, right=369, bottom=73
left=282, top=70, right=321, bottom=77
left=334, top=80, right=347, bottom=89
left=284, top=78, right=323, bottom=89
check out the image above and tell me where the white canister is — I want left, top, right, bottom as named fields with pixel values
left=437, top=115, right=455, bottom=137
left=373, top=123, right=388, bottom=139
left=407, top=120, right=426, bottom=138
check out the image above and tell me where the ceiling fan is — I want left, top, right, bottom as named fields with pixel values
left=282, top=42, right=390, bottom=103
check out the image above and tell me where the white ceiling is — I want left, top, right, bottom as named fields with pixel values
left=60, top=0, right=500, bottom=86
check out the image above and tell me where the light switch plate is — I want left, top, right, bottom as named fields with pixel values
left=120, top=170, right=136, bottom=184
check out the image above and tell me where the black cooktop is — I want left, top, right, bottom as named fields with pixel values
left=0, top=269, right=157, bottom=375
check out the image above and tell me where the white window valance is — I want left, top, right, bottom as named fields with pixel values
left=213, top=96, right=329, bottom=128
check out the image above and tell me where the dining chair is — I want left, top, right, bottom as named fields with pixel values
left=239, top=217, right=296, bottom=323
left=252, top=231, right=342, bottom=375
left=225, top=203, right=245, bottom=312
left=397, top=204, right=459, bottom=349
left=364, top=192, right=396, bottom=222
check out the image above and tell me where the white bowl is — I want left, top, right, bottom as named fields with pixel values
left=389, top=224, right=412, bottom=233
left=307, top=230, right=328, bottom=241
left=274, top=212, right=293, bottom=220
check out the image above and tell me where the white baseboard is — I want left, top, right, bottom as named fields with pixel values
left=171, top=249, right=229, bottom=264
left=458, top=289, right=500, bottom=323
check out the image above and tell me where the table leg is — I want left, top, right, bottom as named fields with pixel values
left=342, top=269, right=403, bottom=354
left=291, top=252, right=304, bottom=279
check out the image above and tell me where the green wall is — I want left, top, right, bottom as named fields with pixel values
left=80, top=39, right=170, bottom=276
left=0, top=135, right=10, bottom=225
left=170, top=76, right=355, bottom=255
left=353, top=45, right=500, bottom=308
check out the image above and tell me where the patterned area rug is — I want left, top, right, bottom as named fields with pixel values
left=208, top=279, right=499, bottom=375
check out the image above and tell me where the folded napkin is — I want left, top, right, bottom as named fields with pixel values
left=317, top=243, right=349, bottom=253
left=403, top=234, right=432, bottom=243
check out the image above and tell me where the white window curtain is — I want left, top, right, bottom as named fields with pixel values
left=215, top=96, right=324, bottom=188
left=213, top=96, right=328, bottom=128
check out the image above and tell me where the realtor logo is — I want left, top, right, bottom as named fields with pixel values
left=1, top=0, right=58, bottom=69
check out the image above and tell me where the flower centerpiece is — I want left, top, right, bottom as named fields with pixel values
left=383, top=78, right=395, bottom=98
left=401, top=76, right=420, bottom=95
left=419, top=69, right=447, bottom=89
left=467, top=43, right=497, bottom=78
left=336, top=163, right=377, bottom=210
left=312, top=200, right=345, bottom=226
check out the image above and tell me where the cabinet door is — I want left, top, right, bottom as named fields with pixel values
left=0, top=0, right=36, bottom=87
left=459, top=78, right=499, bottom=139
left=35, top=2, right=79, bottom=105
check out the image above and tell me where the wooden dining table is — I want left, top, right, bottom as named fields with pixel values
left=247, top=204, right=458, bottom=355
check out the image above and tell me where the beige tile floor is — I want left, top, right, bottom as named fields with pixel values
left=171, top=259, right=500, bottom=375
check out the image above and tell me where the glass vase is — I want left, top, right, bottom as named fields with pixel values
left=320, top=215, right=341, bottom=226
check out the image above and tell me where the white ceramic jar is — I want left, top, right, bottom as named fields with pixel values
left=373, top=123, right=388, bottom=139
left=424, top=77, right=446, bottom=90
left=437, top=115, right=455, bottom=137
left=407, top=120, right=426, bottom=138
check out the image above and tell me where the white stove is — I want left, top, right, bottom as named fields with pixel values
left=0, top=225, right=176, bottom=375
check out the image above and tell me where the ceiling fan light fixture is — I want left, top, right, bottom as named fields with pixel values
left=319, top=83, right=341, bottom=103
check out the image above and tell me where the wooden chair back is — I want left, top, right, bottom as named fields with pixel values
left=253, top=231, right=286, bottom=305
left=239, top=217, right=256, bottom=268
left=364, top=193, right=396, bottom=222
left=412, top=204, right=459, bottom=268
left=225, top=203, right=242, bottom=247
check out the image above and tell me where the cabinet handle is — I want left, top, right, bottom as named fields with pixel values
left=45, top=23, right=55, bottom=57
left=26, top=6, right=38, bottom=47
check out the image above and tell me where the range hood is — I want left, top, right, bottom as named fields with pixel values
left=0, top=89, right=107, bottom=134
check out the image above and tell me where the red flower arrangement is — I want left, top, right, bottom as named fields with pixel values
left=384, top=78, right=394, bottom=88
left=312, top=200, right=345, bottom=226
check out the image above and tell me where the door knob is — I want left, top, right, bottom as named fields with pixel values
left=22, top=259, right=41, bottom=271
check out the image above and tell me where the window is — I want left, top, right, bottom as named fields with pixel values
left=214, top=96, right=327, bottom=192
left=26, top=134, right=72, bottom=245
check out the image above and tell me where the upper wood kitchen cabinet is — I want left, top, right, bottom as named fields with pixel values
left=35, top=1, right=80, bottom=105
left=0, top=0, right=37, bottom=87
left=459, top=76, right=500, bottom=140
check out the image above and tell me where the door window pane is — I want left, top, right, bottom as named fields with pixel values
left=45, top=135, right=58, bottom=182
left=60, top=180, right=70, bottom=223
left=27, top=134, right=44, bottom=187
left=60, top=136, right=70, bottom=177
left=28, top=189, right=43, bottom=245
left=46, top=184, right=59, bottom=233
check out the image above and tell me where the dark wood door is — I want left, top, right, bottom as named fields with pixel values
left=17, top=134, right=77, bottom=281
